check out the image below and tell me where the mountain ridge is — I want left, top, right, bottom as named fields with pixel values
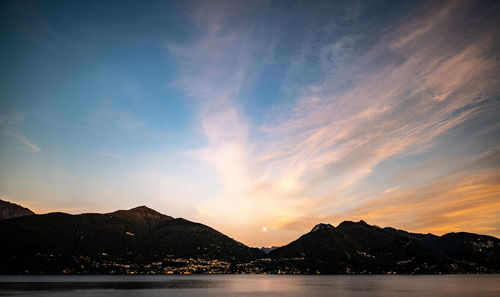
left=1, top=200, right=498, bottom=274
left=0, top=202, right=262, bottom=274
left=0, top=199, right=35, bottom=220
left=262, top=220, right=500, bottom=274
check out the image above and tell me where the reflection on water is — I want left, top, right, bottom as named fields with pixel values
left=1, top=274, right=499, bottom=297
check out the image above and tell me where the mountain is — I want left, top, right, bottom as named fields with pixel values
left=383, top=227, right=500, bottom=272
left=259, top=246, right=280, bottom=255
left=1, top=202, right=499, bottom=274
left=0, top=199, right=35, bottom=220
left=0, top=206, right=263, bottom=274
left=259, top=221, right=500, bottom=274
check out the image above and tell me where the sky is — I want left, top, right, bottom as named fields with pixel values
left=1, top=0, right=499, bottom=247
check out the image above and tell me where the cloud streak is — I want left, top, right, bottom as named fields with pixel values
left=162, top=0, right=500, bottom=246
left=1, top=0, right=498, bottom=247
left=0, top=113, right=41, bottom=153
left=343, top=151, right=500, bottom=236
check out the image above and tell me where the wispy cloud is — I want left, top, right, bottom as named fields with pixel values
left=250, top=1, right=500, bottom=241
left=1, top=0, right=498, bottom=247
left=0, top=113, right=41, bottom=153
left=343, top=151, right=500, bottom=236
left=162, top=0, right=500, bottom=245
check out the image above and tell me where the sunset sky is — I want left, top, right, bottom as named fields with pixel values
left=1, top=0, right=499, bottom=247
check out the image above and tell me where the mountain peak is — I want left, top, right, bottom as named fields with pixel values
left=337, top=220, right=371, bottom=229
left=0, top=199, right=35, bottom=220
left=111, top=205, right=173, bottom=221
left=129, top=205, right=170, bottom=217
left=311, top=223, right=335, bottom=233
left=129, top=205, right=157, bottom=213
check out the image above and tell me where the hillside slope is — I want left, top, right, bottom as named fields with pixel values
left=0, top=206, right=262, bottom=274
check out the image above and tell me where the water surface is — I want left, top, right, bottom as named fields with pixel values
left=1, top=274, right=499, bottom=297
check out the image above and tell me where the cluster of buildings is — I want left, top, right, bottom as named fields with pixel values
left=63, top=254, right=235, bottom=274
left=52, top=253, right=313, bottom=274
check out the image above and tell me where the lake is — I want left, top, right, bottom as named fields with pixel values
left=1, top=274, right=499, bottom=297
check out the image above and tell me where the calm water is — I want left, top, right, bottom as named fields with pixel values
left=1, top=274, right=499, bottom=297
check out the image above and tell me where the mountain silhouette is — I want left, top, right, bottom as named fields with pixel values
left=0, top=204, right=262, bottom=274
left=0, top=199, right=35, bottom=220
left=1, top=201, right=498, bottom=274
left=262, top=221, right=500, bottom=274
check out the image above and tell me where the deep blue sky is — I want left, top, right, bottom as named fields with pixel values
left=1, top=0, right=499, bottom=246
